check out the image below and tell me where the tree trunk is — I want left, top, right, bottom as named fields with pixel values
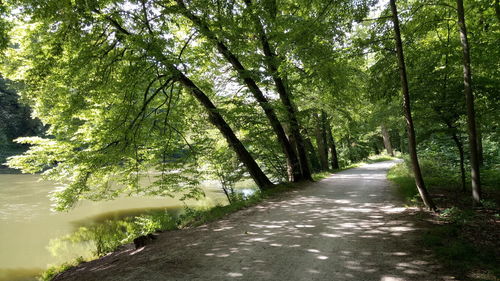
left=243, top=0, right=312, bottom=181
left=373, top=143, right=380, bottom=155
left=175, top=0, right=302, bottom=182
left=326, top=120, right=340, bottom=170
left=495, top=0, right=500, bottom=22
left=456, top=0, right=482, bottom=204
left=390, top=0, right=436, bottom=211
left=302, top=127, right=321, bottom=173
left=477, top=125, right=483, bottom=167
left=321, top=111, right=329, bottom=168
left=314, top=112, right=329, bottom=171
left=450, top=131, right=467, bottom=192
left=381, top=124, right=394, bottom=156
left=101, top=11, right=274, bottom=190
left=399, top=131, right=405, bottom=154
left=171, top=65, right=274, bottom=190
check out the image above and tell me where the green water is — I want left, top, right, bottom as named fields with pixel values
left=0, top=174, right=230, bottom=281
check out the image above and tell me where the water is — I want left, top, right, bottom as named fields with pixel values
left=0, top=173, right=249, bottom=281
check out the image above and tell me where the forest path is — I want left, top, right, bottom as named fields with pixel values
left=54, top=160, right=453, bottom=281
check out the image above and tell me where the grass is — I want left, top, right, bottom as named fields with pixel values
left=387, top=158, right=500, bottom=280
left=38, top=256, right=87, bottom=281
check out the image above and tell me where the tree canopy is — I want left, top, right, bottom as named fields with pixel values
left=1, top=0, right=498, bottom=210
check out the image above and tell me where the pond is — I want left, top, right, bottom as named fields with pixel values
left=0, top=173, right=253, bottom=281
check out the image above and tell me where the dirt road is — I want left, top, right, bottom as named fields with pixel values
left=54, top=160, right=453, bottom=281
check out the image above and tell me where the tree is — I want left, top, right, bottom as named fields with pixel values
left=3, top=0, right=274, bottom=211
left=389, top=0, right=436, bottom=211
left=173, top=0, right=303, bottom=182
left=381, top=123, right=394, bottom=156
left=456, top=0, right=481, bottom=204
left=243, top=0, right=313, bottom=181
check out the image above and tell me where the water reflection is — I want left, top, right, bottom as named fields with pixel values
left=0, top=174, right=254, bottom=281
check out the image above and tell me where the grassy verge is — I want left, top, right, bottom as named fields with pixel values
left=387, top=159, right=500, bottom=280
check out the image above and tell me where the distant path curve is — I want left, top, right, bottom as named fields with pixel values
left=54, top=160, right=452, bottom=281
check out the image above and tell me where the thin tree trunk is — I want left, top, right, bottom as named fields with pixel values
left=399, top=131, right=405, bottom=154
left=174, top=0, right=302, bottom=182
left=326, top=120, right=340, bottom=170
left=171, top=66, right=274, bottom=190
left=390, top=0, right=436, bottom=211
left=456, top=0, right=482, bottom=204
left=477, top=125, right=483, bottom=167
left=495, top=0, right=500, bottom=22
left=451, top=131, right=467, bottom=192
left=314, top=112, right=329, bottom=171
left=381, top=124, right=394, bottom=156
left=243, top=0, right=312, bottom=181
left=321, top=111, right=329, bottom=167
left=373, top=143, right=380, bottom=155
left=222, top=186, right=232, bottom=204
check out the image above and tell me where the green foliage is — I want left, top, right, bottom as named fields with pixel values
left=387, top=161, right=419, bottom=203
left=51, top=210, right=177, bottom=257
left=38, top=256, right=86, bottom=281
left=439, top=207, right=475, bottom=225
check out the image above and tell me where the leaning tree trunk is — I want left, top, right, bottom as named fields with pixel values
left=244, top=0, right=312, bottom=181
left=381, top=124, right=394, bottom=156
left=326, top=119, right=340, bottom=170
left=175, top=0, right=302, bottom=182
left=101, top=11, right=274, bottom=190
left=456, top=0, right=482, bottom=204
left=171, top=65, right=274, bottom=190
left=390, top=0, right=436, bottom=211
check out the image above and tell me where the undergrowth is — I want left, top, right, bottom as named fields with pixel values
left=387, top=157, right=500, bottom=280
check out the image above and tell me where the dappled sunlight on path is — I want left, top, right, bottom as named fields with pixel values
left=54, top=161, right=453, bottom=281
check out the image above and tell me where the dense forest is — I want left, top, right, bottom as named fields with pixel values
left=0, top=0, right=499, bottom=278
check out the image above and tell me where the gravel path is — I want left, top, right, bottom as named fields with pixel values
left=53, top=160, right=454, bottom=281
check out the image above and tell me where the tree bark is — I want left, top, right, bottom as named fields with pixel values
left=304, top=134, right=321, bottom=173
left=456, top=0, right=482, bottom=204
left=477, top=125, right=483, bottom=167
left=314, top=112, right=329, bottom=171
left=174, top=0, right=302, bottom=182
left=390, top=0, right=436, bottom=211
left=450, top=130, right=467, bottom=192
left=243, top=0, right=313, bottom=181
left=326, top=120, right=340, bottom=170
left=399, top=131, right=405, bottom=154
left=171, top=65, right=274, bottom=190
left=381, top=124, right=394, bottom=156
left=100, top=11, right=274, bottom=190
left=495, top=0, right=500, bottom=22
